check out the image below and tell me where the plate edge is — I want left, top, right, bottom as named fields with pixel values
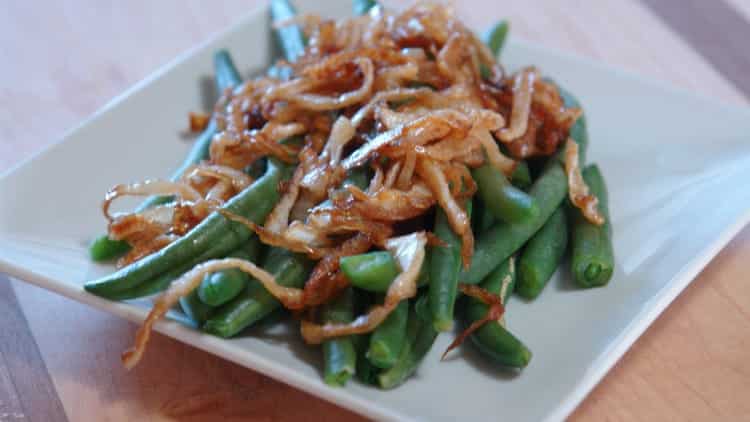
left=544, top=207, right=750, bottom=422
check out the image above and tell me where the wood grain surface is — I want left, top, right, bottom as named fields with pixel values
left=2, top=1, right=750, bottom=421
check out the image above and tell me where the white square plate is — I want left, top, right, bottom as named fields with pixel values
left=2, top=1, right=750, bottom=421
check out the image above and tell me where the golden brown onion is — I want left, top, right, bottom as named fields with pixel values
left=564, top=139, right=605, bottom=225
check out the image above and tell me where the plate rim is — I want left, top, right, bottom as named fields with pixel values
left=2, top=4, right=750, bottom=421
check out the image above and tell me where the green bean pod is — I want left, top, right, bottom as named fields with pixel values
left=322, top=288, right=357, bottom=387
left=271, top=0, right=306, bottom=63
left=511, top=161, right=532, bottom=190
left=88, top=236, right=130, bottom=262
left=203, top=248, right=311, bottom=338
left=197, top=237, right=262, bottom=306
left=89, top=50, right=243, bottom=261
left=180, top=291, right=215, bottom=325
left=367, top=300, right=408, bottom=369
left=516, top=206, right=568, bottom=299
left=340, top=251, right=399, bottom=292
left=462, top=162, right=568, bottom=284
left=377, top=301, right=438, bottom=389
left=102, top=243, right=229, bottom=301
left=428, top=201, right=471, bottom=332
left=472, top=199, right=496, bottom=233
left=473, top=164, right=538, bottom=223
left=571, top=165, right=614, bottom=287
left=85, top=160, right=289, bottom=298
left=466, top=257, right=531, bottom=368
left=353, top=0, right=378, bottom=15
left=483, top=20, right=510, bottom=57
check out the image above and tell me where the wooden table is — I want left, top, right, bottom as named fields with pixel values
left=2, top=1, right=750, bottom=420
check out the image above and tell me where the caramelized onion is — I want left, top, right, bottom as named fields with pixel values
left=102, top=181, right=202, bottom=222
left=415, top=158, right=469, bottom=237
left=188, top=112, right=210, bottom=132
left=497, top=68, right=538, bottom=142
left=350, top=87, right=431, bottom=128
left=289, top=58, right=375, bottom=111
left=564, top=139, right=605, bottom=225
left=344, top=182, right=435, bottom=222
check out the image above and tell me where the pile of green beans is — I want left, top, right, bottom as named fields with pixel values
left=84, top=0, right=615, bottom=391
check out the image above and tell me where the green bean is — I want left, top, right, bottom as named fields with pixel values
left=377, top=301, right=438, bottom=389
left=462, top=162, right=567, bottom=284
left=571, top=165, right=614, bottom=287
left=89, top=236, right=130, bottom=261
left=479, top=20, right=509, bottom=79
left=340, top=251, right=399, bottom=292
left=465, top=257, right=531, bottom=368
left=511, top=161, right=532, bottom=190
left=428, top=200, right=471, bottom=332
left=322, top=288, right=357, bottom=386
left=416, top=256, right=430, bottom=288
left=343, top=167, right=370, bottom=190
left=180, top=290, right=215, bottom=325
left=483, top=20, right=510, bottom=57
left=197, top=237, right=262, bottom=306
left=367, top=300, right=408, bottom=369
left=473, top=164, right=538, bottom=223
left=213, top=50, right=242, bottom=93
left=472, top=199, right=496, bottom=233
left=102, top=232, right=248, bottom=301
left=271, top=0, right=306, bottom=63
left=203, top=248, right=311, bottom=338
left=414, top=293, right=431, bottom=322
left=84, top=159, right=289, bottom=298
left=356, top=350, right=380, bottom=385
left=353, top=0, right=378, bottom=15
left=354, top=334, right=380, bottom=385
left=89, top=50, right=243, bottom=262
left=516, top=207, right=568, bottom=299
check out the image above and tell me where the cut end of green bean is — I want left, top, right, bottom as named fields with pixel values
left=202, top=320, right=235, bottom=338
left=516, top=264, right=541, bottom=300
left=518, top=346, right=532, bottom=368
left=433, top=318, right=454, bottom=332
left=571, top=165, right=614, bottom=288
left=575, top=262, right=613, bottom=288
left=324, top=369, right=354, bottom=387
left=89, top=235, right=130, bottom=261
left=585, top=264, right=601, bottom=280
left=367, top=341, right=397, bottom=369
